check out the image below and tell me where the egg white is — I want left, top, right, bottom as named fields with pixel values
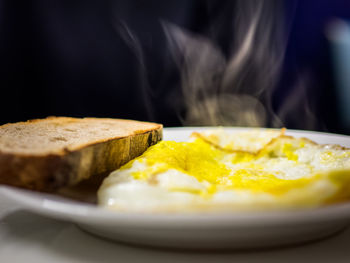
left=98, top=129, right=350, bottom=212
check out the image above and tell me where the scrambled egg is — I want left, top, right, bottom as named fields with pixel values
left=98, top=129, right=350, bottom=212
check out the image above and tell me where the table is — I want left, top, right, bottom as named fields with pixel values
left=1, top=198, right=350, bottom=263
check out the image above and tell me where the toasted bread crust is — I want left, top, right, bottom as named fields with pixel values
left=0, top=117, right=162, bottom=191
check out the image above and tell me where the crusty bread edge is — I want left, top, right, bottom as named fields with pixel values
left=0, top=116, right=163, bottom=156
left=0, top=123, right=162, bottom=192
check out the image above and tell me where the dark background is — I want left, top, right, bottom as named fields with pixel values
left=1, top=0, right=350, bottom=133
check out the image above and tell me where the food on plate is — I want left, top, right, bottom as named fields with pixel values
left=0, top=117, right=162, bottom=192
left=98, top=128, right=350, bottom=212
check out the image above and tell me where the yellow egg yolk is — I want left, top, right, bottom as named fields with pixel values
left=129, top=140, right=230, bottom=185
left=121, top=139, right=328, bottom=197
left=98, top=130, right=350, bottom=212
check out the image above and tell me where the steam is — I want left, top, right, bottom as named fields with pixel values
left=163, top=0, right=289, bottom=127
left=113, top=1, right=319, bottom=129
left=114, top=21, right=156, bottom=121
left=274, top=74, right=319, bottom=130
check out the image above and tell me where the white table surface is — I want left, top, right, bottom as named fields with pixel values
left=1, top=197, right=350, bottom=263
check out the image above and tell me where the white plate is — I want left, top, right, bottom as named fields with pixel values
left=2, top=127, right=350, bottom=249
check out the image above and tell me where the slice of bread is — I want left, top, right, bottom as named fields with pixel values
left=0, top=117, right=162, bottom=192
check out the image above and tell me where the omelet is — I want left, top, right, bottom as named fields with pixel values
left=97, top=129, right=350, bottom=212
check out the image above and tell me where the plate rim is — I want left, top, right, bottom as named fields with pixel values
left=1, top=127, right=350, bottom=228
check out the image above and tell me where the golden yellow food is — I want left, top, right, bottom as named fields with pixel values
left=98, top=129, right=350, bottom=212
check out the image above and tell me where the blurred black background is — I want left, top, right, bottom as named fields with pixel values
left=1, top=0, right=350, bottom=133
